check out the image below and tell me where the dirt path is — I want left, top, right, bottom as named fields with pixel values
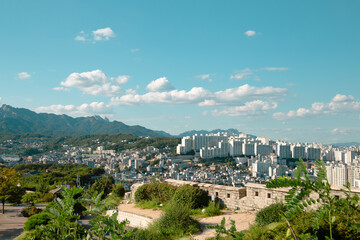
left=193, top=210, right=256, bottom=240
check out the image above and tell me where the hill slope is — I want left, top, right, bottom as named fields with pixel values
left=0, top=104, right=171, bottom=137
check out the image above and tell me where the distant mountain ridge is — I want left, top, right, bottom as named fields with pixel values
left=178, top=128, right=256, bottom=138
left=330, top=142, right=360, bottom=147
left=0, top=104, right=171, bottom=137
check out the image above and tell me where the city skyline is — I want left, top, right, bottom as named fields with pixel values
left=1, top=1, right=359, bottom=143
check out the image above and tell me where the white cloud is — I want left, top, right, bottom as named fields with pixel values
left=130, top=48, right=140, bottom=52
left=245, top=30, right=256, bottom=37
left=74, top=35, right=86, bottom=41
left=110, top=84, right=287, bottom=107
left=263, top=67, right=289, bottom=71
left=53, top=87, right=70, bottom=92
left=36, top=102, right=112, bottom=117
left=60, top=69, right=125, bottom=96
left=17, top=72, right=31, bottom=80
left=92, top=27, right=115, bottom=41
left=115, top=75, right=130, bottom=85
left=0, top=97, right=2, bottom=103
left=111, top=87, right=210, bottom=106
left=331, top=128, right=350, bottom=135
left=212, top=100, right=277, bottom=117
left=146, top=77, right=175, bottom=92
left=230, top=68, right=253, bottom=80
left=75, top=28, right=115, bottom=42
left=273, top=94, right=360, bottom=120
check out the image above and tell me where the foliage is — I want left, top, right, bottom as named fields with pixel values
left=136, top=199, right=162, bottom=209
left=172, top=184, right=210, bottom=209
left=16, top=163, right=104, bottom=188
left=255, top=203, right=286, bottom=227
left=23, top=211, right=52, bottom=230
left=112, top=183, right=125, bottom=198
left=22, top=192, right=41, bottom=206
left=150, top=200, right=201, bottom=238
left=91, top=175, right=115, bottom=199
left=205, top=201, right=222, bottom=217
left=21, top=206, right=42, bottom=217
left=40, top=192, right=54, bottom=202
left=0, top=167, right=22, bottom=213
left=266, top=159, right=360, bottom=239
left=103, top=194, right=122, bottom=209
left=134, top=182, right=177, bottom=203
left=85, top=191, right=135, bottom=239
left=207, top=217, right=245, bottom=240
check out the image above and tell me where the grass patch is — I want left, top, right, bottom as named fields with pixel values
left=103, top=195, right=122, bottom=209
left=136, top=200, right=163, bottom=209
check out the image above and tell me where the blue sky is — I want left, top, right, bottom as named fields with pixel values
left=0, top=0, right=359, bottom=143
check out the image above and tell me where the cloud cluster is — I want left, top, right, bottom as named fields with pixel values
left=273, top=94, right=360, bottom=120
left=110, top=83, right=287, bottom=108
left=212, top=100, right=278, bottom=117
left=146, top=77, right=174, bottom=92
left=60, top=70, right=128, bottom=96
left=17, top=72, right=31, bottom=80
left=75, top=27, right=115, bottom=42
left=245, top=30, right=256, bottom=37
left=36, top=102, right=112, bottom=117
left=230, top=68, right=252, bottom=80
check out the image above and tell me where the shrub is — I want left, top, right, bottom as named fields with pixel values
left=255, top=203, right=286, bottom=227
left=205, top=201, right=221, bottom=217
left=112, top=183, right=125, bottom=198
left=104, top=195, right=122, bottom=209
left=171, top=184, right=209, bottom=209
left=74, top=202, right=87, bottom=217
left=21, top=206, right=42, bottom=217
left=152, top=201, right=201, bottom=237
left=40, top=192, right=54, bottom=202
left=23, top=211, right=52, bottom=231
left=134, top=182, right=177, bottom=203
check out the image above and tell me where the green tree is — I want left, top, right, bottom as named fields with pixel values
left=0, top=168, right=22, bottom=213
left=91, top=175, right=115, bottom=199
left=112, top=183, right=125, bottom=198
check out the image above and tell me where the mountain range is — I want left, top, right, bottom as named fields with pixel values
left=0, top=104, right=171, bottom=137
left=178, top=128, right=256, bottom=138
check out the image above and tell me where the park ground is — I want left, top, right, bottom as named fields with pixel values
left=0, top=203, right=255, bottom=240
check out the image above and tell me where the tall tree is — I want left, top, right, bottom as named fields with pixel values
left=0, top=168, right=22, bottom=214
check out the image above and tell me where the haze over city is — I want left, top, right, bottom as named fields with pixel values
left=1, top=0, right=359, bottom=143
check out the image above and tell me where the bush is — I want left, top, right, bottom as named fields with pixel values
left=134, top=182, right=177, bottom=203
left=255, top=203, right=286, bottom=227
left=40, top=192, right=54, bottom=202
left=104, top=195, right=122, bottom=209
left=151, top=201, right=201, bottom=237
left=74, top=202, right=87, bottom=217
left=21, top=206, right=42, bottom=217
left=205, top=201, right=221, bottom=217
left=23, top=211, right=52, bottom=231
left=112, top=183, right=125, bottom=198
left=171, top=184, right=209, bottom=209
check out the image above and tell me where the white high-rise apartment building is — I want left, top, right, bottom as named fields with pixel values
left=229, top=139, right=243, bottom=156
left=345, top=151, right=356, bottom=164
left=255, top=143, right=273, bottom=156
left=326, top=162, right=348, bottom=186
left=292, top=145, right=306, bottom=159
left=334, top=150, right=345, bottom=162
left=243, top=142, right=255, bottom=156
left=277, top=144, right=291, bottom=159
left=306, top=147, right=321, bottom=160
left=176, top=136, right=192, bottom=154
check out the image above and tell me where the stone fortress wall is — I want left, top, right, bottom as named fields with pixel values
left=131, top=179, right=360, bottom=211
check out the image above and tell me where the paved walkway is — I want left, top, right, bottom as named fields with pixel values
left=0, top=204, right=46, bottom=240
